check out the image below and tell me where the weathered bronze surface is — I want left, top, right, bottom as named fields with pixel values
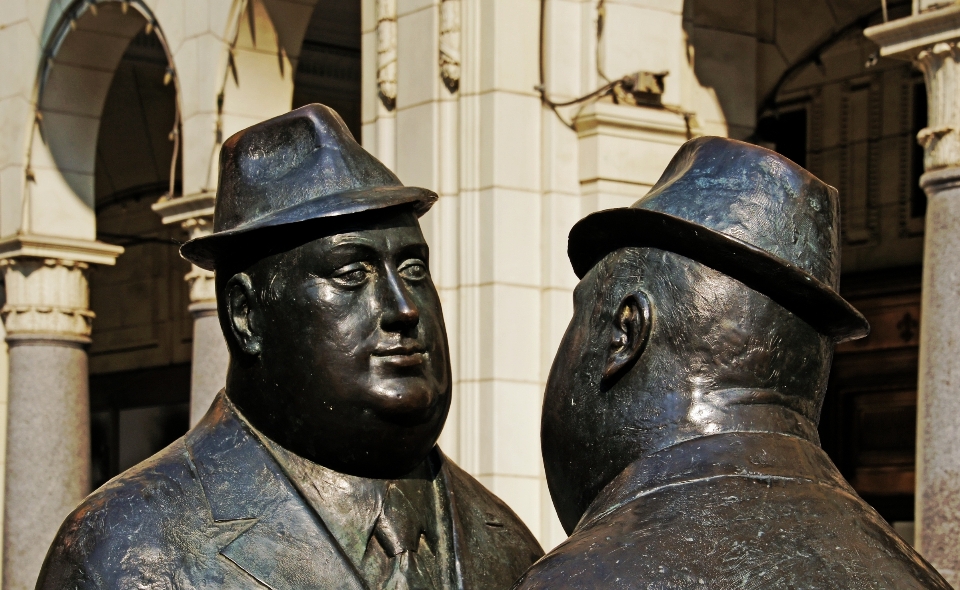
left=515, top=137, right=949, bottom=589
left=37, top=104, right=542, bottom=589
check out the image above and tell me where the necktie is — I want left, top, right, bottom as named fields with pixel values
left=370, top=482, right=439, bottom=590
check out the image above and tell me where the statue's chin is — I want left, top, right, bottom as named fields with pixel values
left=366, top=380, right=447, bottom=424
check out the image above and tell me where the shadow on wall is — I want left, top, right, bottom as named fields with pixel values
left=680, top=0, right=907, bottom=141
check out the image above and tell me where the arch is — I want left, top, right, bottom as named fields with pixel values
left=682, top=0, right=928, bottom=530
left=681, top=0, right=908, bottom=138
left=25, top=0, right=182, bottom=241
left=87, top=24, right=191, bottom=488
left=190, top=0, right=361, bottom=193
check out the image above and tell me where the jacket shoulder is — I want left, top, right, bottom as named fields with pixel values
left=36, top=438, right=209, bottom=589
left=517, top=474, right=951, bottom=589
left=441, top=453, right=544, bottom=588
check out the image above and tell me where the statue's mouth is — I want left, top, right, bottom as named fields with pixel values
left=372, top=342, right=428, bottom=368
left=372, top=351, right=427, bottom=367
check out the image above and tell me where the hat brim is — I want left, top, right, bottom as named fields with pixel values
left=180, top=185, right=437, bottom=271
left=568, top=208, right=870, bottom=343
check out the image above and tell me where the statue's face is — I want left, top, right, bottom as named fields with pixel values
left=233, top=210, right=451, bottom=477
left=543, top=248, right=834, bottom=534
left=542, top=253, right=661, bottom=534
left=542, top=264, right=621, bottom=533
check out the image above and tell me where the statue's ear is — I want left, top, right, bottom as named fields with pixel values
left=226, top=272, right=262, bottom=356
left=602, top=292, right=652, bottom=386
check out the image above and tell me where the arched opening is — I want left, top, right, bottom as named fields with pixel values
left=29, top=0, right=190, bottom=490
left=87, top=25, right=190, bottom=489
left=756, top=5, right=924, bottom=532
left=685, top=0, right=924, bottom=534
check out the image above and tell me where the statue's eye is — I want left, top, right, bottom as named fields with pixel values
left=331, top=263, right=371, bottom=287
left=399, top=259, right=428, bottom=281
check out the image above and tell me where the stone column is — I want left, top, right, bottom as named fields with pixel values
left=0, top=237, right=122, bottom=590
left=866, top=7, right=960, bottom=585
left=153, top=194, right=229, bottom=425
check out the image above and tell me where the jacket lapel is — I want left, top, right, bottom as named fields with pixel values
left=186, top=392, right=366, bottom=590
left=438, top=451, right=517, bottom=590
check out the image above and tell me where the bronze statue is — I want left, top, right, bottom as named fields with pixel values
left=37, top=104, right=542, bottom=589
left=515, top=137, right=950, bottom=589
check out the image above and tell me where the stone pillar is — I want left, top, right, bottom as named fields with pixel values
left=866, top=7, right=960, bottom=586
left=153, top=194, right=229, bottom=425
left=0, top=237, right=121, bottom=590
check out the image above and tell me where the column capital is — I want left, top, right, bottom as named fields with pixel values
left=0, top=237, right=123, bottom=343
left=0, top=234, right=124, bottom=266
left=866, top=7, right=960, bottom=170
left=153, top=193, right=217, bottom=311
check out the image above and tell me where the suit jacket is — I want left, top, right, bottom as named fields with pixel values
left=516, top=432, right=949, bottom=589
left=37, top=393, right=543, bottom=590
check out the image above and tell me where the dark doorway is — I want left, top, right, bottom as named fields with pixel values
left=90, top=364, right=190, bottom=488
left=293, top=0, right=362, bottom=139
left=756, top=107, right=808, bottom=168
left=820, top=266, right=921, bottom=524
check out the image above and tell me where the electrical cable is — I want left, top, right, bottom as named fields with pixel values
left=537, top=0, right=693, bottom=136
left=538, top=0, right=621, bottom=129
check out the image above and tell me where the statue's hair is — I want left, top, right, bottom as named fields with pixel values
left=593, top=247, right=833, bottom=423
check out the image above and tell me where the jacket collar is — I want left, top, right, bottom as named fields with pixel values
left=576, top=431, right=854, bottom=533
left=186, top=392, right=474, bottom=590
left=185, top=391, right=367, bottom=590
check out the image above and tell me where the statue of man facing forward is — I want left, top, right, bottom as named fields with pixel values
left=37, top=104, right=542, bottom=589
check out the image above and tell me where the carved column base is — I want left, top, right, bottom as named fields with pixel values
left=0, top=237, right=122, bottom=590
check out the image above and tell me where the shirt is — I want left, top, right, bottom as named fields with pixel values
left=246, top=420, right=454, bottom=589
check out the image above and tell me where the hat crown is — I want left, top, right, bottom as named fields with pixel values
left=636, top=137, right=840, bottom=289
left=214, top=104, right=403, bottom=233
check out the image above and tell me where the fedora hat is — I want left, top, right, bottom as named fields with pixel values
left=180, top=104, right=437, bottom=270
left=568, top=136, right=869, bottom=342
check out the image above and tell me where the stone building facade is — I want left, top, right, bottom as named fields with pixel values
left=2, top=0, right=960, bottom=587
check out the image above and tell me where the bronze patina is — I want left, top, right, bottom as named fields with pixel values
left=37, top=104, right=542, bottom=589
left=515, top=137, right=949, bottom=589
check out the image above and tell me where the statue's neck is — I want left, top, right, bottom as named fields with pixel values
left=647, top=387, right=821, bottom=458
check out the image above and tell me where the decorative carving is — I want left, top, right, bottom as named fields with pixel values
left=0, top=258, right=94, bottom=341
left=377, top=0, right=397, bottom=110
left=915, top=42, right=960, bottom=170
left=897, top=311, right=920, bottom=342
left=439, top=0, right=461, bottom=93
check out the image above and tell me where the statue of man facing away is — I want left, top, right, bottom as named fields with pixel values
left=516, top=137, right=949, bottom=589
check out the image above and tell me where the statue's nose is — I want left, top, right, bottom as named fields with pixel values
left=380, top=266, right=420, bottom=332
